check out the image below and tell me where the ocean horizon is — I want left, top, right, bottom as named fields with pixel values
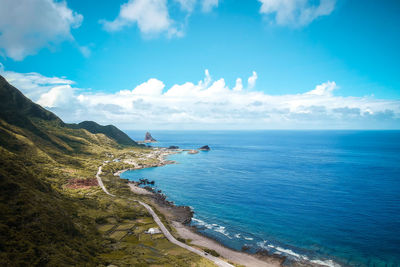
left=122, top=130, right=400, bottom=267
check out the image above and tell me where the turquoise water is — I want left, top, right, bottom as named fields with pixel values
left=122, top=131, right=400, bottom=266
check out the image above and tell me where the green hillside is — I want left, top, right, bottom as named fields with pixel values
left=67, top=121, right=138, bottom=146
left=0, top=75, right=214, bottom=266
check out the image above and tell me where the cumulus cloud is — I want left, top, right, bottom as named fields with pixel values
left=0, top=0, right=83, bottom=60
left=37, top=85, right=76, bottom=108
left=2, top=66, right=400, bottom=129
left=101, top=0, right=219, bottom=37
left=0, top=66, right=74, bottom=101
left=233, top=78, right=243, bottom=92
left=258, top=0, right=336, bottom=27
left=101, top=0, right=182, bottom=37
left=305, top=81, right=336, bottom=96
left=248, top=71, right=258, bottom=89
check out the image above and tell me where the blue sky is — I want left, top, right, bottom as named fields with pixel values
left=0, top=0, right=399, bottom=129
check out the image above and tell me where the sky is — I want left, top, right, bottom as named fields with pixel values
left=0, top=0, right=399, bottom=129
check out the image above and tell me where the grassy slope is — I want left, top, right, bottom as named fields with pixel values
left=0, top=76, right=214, bottom=266
left=67, top=121, right=138, bottom=146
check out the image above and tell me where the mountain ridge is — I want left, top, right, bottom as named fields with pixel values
left=67, top=120, right=137, bottom=146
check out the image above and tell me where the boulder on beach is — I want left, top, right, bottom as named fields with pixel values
left=144, top=132, right=157, bottom=142
left=199, top=145, right=210, bottom=151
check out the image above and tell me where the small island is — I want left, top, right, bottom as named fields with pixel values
left=144, top=131, right=157, bottom=143
left=199, top=145, right=211, bottom=151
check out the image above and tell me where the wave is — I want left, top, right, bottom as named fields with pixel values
left=310, top=259, right=339, bottom=267
left=191, top=217, right=232, bottom=238
left=192, top=218, right=339, bottom=267
left=258, top=241, right=340, bottom=267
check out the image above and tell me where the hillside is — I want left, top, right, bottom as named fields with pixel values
left=67, top=121, right=137, bottom=146
left=0, top=75, right=213, bottom=266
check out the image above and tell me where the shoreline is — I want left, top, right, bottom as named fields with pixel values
left=115, top=147, right=283, bottom=266
left=125, top=179, right=282, bottom=267
left=115, top=147, right=333, bottom=267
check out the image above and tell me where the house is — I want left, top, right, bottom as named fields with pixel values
left=145, top=227, right=161, bottom=234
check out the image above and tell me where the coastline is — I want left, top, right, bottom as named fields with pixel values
left=115, top=146, right=336, bottom=267
left=125, top=179, right=283, bottom=267
left=114, top=147, right=284, bottom=267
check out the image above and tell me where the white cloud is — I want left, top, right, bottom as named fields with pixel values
left=233, top=78, right=243, bottom=92
left=305, top=81, right=336, bottom=96
left=201, top=0, right=218, bottom=12
left=174, top=0, right=218, bottom=13
left=0, top=0, right=83, bottom=60
left=102, top=0, right=220, bottom=37
left=258, top=0, right=336, bottom=27
left=2, top=67, right=400, bottom=129
left=120, top=78, right=165, bottom=96
left=37, top=85, right=76, bottom=108
left=101, top=0, right=181, bottom=37
left=248, top=71, right=258, bottom=89
left=175, top=0, right=197, bottom=12
left=0, top=66, right=74, bottom=100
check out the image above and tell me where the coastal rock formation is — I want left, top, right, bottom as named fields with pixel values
left=144, top=132, right=157, bottom=142
left=199, top=145, right=210, bottom=151
left=151, top=193, right=194, bottom=224
left=168, top=145, right=179, bottom=149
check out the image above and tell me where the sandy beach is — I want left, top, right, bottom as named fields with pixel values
left=172, top=220, right=282, bottom=267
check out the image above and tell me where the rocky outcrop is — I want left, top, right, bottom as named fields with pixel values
left=199, top=145, right=210, bottom=151
left=144, top=132, right=157, bottom=142
left=168, top=145, right=179, bottom=149
left=152, top=193, right=194, bottom=224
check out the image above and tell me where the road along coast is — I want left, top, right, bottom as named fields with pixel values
left=106, top=147, right=283, bottom=267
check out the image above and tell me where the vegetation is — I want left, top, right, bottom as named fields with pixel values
left=204, top=249, right=220, bottom=258
left=67, top=120, right=138, bottom=146
left=0, top=75, right=215, bottom=266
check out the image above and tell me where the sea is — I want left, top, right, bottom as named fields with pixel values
left=121, top=130, right=400, bottom=267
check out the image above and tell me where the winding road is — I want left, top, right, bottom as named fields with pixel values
left=96, top=165, right=234, bottom=267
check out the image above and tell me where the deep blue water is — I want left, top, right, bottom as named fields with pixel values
left=122, top=131, right=400, bottom=267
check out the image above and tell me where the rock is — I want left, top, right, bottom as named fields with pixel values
left=144, top=132, right=157, bottom=142
left=151, top=193, right=194, bottom=224
left=241, top=245, right=251, bottom=252
left=168, top=145, right=179, bottom=149
left=199, top=145, right=210, bottom=151
left=143, top=186, right=155, bottom=193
